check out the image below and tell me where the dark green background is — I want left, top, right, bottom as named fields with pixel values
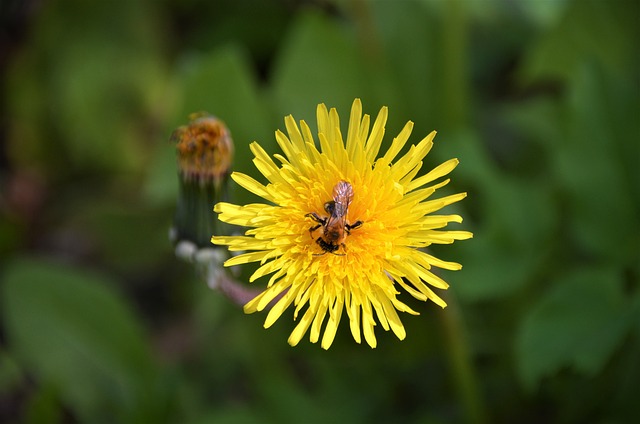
left=1, top=0, right=638, bottom=423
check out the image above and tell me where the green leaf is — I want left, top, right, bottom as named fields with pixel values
left=24, top=383, right=64, bottom=424
left=554, top=63, right=638, bottom=264
left=516, top=0, right=569, bottom=28
left=143, top=142, right=180, bottom=206
left=187, top=407, right=267, bottom=424
left=451, top=230, right=542, bottom=302
left=73, top=200, right=173, bottom=272
left=1, top=257, right=164, bottom=423
left=515, top=265, right=632, bottom=391
left=438, top=130, right=555, bottom=302
left=519, top=0, right=637, bottom=83
left=0, top=348, right=23, bottom=393
left=269, top=11, right=368, bottom=122
left=486, top=178, right=556, bottom=251
left=369, top=0, right=440, bottom=130
left=24, top=0, right=166, bottom=173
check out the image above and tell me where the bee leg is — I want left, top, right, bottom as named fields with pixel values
left=329, top=244, right=346, bottom=256
left=306, top=212, right=326, bottom=225
left=306, top=213, right=326, bottom=237
left=308, top=223, right=321, bottom=233
left=312, top=238, right=328, bottom=256
left=345, top=220, right=363, bottom=234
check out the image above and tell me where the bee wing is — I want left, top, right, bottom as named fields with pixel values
left=333, top=181, right=354, bottom=202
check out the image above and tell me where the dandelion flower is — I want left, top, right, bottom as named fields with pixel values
left=212, top=99, right=472, bottom=349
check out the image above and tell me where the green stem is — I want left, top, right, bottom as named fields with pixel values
left=174, top=178, right=226, bottom=248
left=441, top=291, right=486, bottom=424
left=441, top=0, right=469, bottom=130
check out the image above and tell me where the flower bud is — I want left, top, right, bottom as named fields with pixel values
left=171, top=113, right=233, bottom=248
left=172, top=112, right=233, bottom=187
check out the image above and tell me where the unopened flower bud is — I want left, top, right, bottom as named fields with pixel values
left=172, top=113, right=233, bottom=187
left=171, top=113, right=234, bottom=248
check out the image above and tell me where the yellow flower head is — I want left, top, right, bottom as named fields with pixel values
left=212, top=99, right=472, bottom=349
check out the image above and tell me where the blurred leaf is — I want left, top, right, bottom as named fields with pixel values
left=143, top=142, right=180, bottom=206
left=0, top=217, right=23, bottom=257
left=165, top=0, right=291, bottom=66
left=452, top=232, right=542, bottom=302
left=6, top=0, right=168, bottom=174
left=48, top=42, right=163, bottom=172
left=78, top=200, right=173, bottom=272
left=187, top=407, right=267, bottom=424
left=485, top=178, right=556, bottom=250
left=24, top=384, right=63, bottom=424
left=269, top=11, right=368, bottom=122
left=554, top=63, right=638, bottom=264
left=4, top=45, right=47, bottom=169
left=369, top=0, right=439, bottom=130
left=257, top=371, right=330, bottom=424
left=516, top=0, right=569, bottom=28
left=519, top=0, right=637, bottom=83
left=515, top=265, right=632, bottom=390
left=635, top=293, right=640, bottom=339
left=0, top=348, right=22, bottom=393
left=436, top=130, right=555, bottom=301
left=430, top=129, right=497, bottom=189
left=500, top=98, right=563, bottom=169
left=1, top=257, right=166, bottom=423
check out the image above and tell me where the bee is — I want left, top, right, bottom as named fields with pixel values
left=306, top=180, right=363, bottom=255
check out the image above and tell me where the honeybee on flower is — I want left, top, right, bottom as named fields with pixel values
left=306, top=180, right=363, bottom=256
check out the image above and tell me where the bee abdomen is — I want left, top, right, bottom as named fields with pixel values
left=317, top=238, right=340, bottom=253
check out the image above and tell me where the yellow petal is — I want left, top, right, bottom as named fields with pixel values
left=321, top=292, right=344, bottom=350
left=365, top=105, right=388, bottom=163
left=309, top=294, right=330, bottom=343
left=407, top=158, right=459, bottom=192
left=362, top=300, right=377, bottom=349
left=288, top=304, right=317, bottom=346
left=264, top=286, right=296, bottom=328
left=379, top=293, right=406, bottom=340
left=379, top=121, right=413, bottom=166
left=231, top=172, right=272, bottom=201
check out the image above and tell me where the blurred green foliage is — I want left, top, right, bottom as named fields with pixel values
left=1, top=0, right=638, bottom=423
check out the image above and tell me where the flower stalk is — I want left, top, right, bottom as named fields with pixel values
left=441, top=291, right=487, bottom=424
left=171, top=113, right=260, bottom=304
